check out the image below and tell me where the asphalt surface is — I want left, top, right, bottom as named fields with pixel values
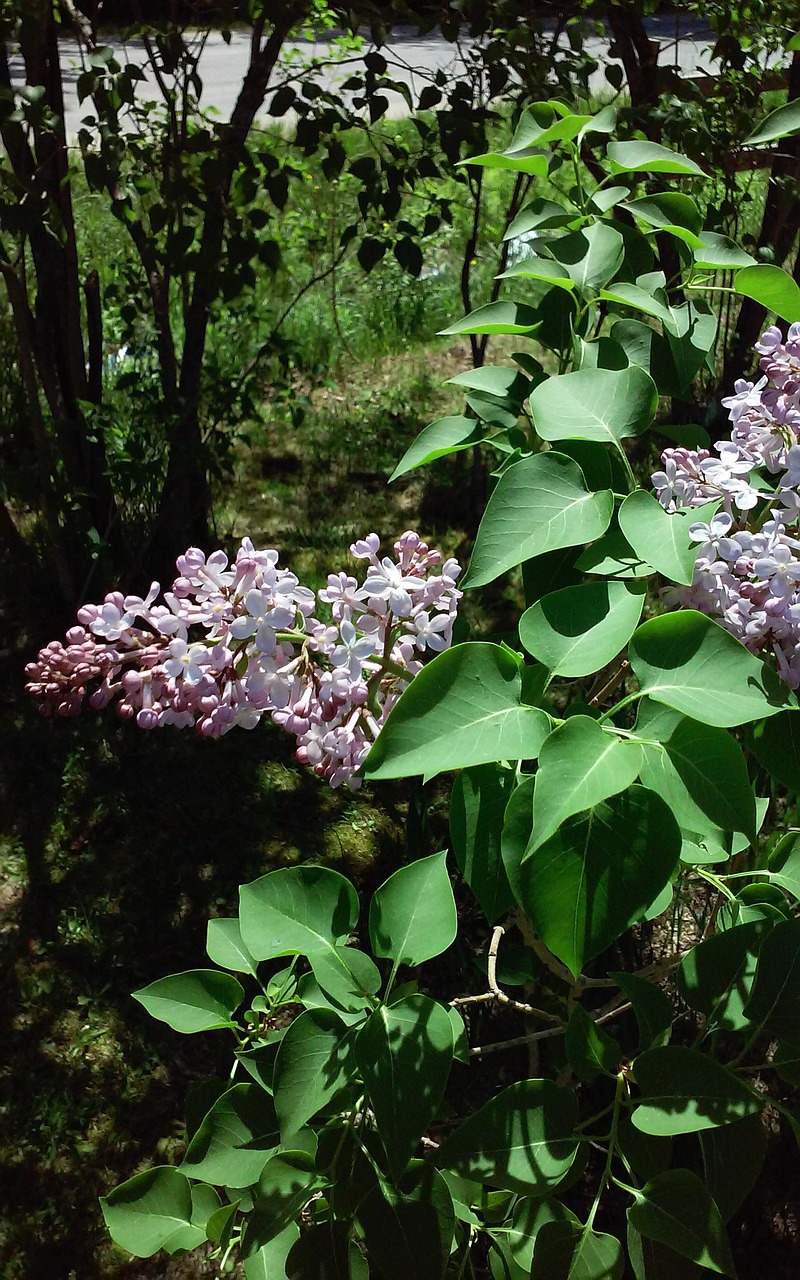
left=7, top=17, right=784, bottom=137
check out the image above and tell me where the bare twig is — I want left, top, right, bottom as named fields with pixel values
left=470, top=999, right=634, bottom=1058
left=451, top=926, right=563, bottom=1023
left=588, top=660, right=631, bottom=709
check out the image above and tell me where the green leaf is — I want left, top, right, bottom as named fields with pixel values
left=564, top=1004, right=620, bottom=1081
left=180, top=1084, right=280, bottom=1187
left=677, top=923, right=765, bottom=1033
left=618, top=491, right=714, bottom=586
left=465, top=149, right=550, bottom=176
left=363, top=644, right=551, bottom=780
left=504, top=198, right=574, bottom=239
left=743, top=917, right=800, bottom=1034
left=100, top=1166, right=205, bottom=1258
left=206, top=1197, right=240, bottom=1247
left=244, top=1222, right=300, bottom=1280
left=530, top=366, right=657, bottom=445
left=206, top=919, right=260, bottom=977
left=628, top=610, right=790, bottom=726
left=699, top=1113, right=768, bottom=1222
left=448, top=1006, right=470, bottom=1065
left=628, top=1169, right=736, bottom=1276
left=531, top=1221, right=624, bottom=1279
left=734, top=264, right=800, bottom=323
left=308, top=947, right=381, bottom=1013
left=530, top=717, right=643, bottom=849
left=623, top=193, right=703, bottom=237
left=501, top=775, right=536, bottom=901
left=249, top=1152, right=323, bottom=1246
left=450, top=764, right=516, bottom=922
left=505, top=104, right=593, bottom=152
left=609, top=971, right=673, bottom=1052
left=439, top=302, right=541, bottom=336
left=574, top=336, right=629, bottom=373
left=390, top=417, right=485, bottom=481
left=436, top=1079, right=579, bottom=1193
left=519, top=579, right=646, bottom=678
left=631, top=1045, right=763, bottom=1135
left=545, top=223, right=625, bottom=291
left=744, top=96, right=800, bottom=146
left=132, top=970, right=243, bottom=1034
left=626, top=1224, right=705, bottom=1280
left=272, top=1008, right=356, bottom=1135
left=635, top=700, right=756, bottom=839
left=576, top=527, right=654, bottom=579
left=693, top=232, right=757, bottom=270
left=769, top=832, right=800, bottom=900
left=239, top=866, right=359, bottom=962
left=606, top=140, right=705, bottom=176
left=599, top=284, right=678, bottom=333
left=448, top=366, right=533, bottom=402
left=369, top=851, right=457, bottom=967
left=517, top=786, right=680, bottom=978
left=662, top=302, right=718, bottom=396
left=357, top=1163, right=455, bottom=1280
left=504, top=1198, right=579, bottom=1269
left=498, top=257, right=577, bottom=290
left=748, top=710, right=800, bottom=787
left=616, top=1119, right=672, bottom=1184
left=357, top=995, right=454, bottom=1179
left=464, top=453, right=613, bottom=589
left=286, top=1220, right=363, bottom=1280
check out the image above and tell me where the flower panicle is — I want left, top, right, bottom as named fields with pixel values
left=25, top=531, right=462, bottom=789
left=652, top=321, right=800, bottom=688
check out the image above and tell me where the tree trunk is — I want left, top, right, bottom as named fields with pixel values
left=153, top=2, right=310, bottom=563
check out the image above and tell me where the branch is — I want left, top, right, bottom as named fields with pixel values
left=471, top=1000, right=634, bottom=1058
left=451, top=926, right=563, bottom=1023
left=58, top=0, right=94, bottom=44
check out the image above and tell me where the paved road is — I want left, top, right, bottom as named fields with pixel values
left=7, top=19, right=785, bottom=136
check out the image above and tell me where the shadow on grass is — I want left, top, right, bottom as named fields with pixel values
left=0, top=660, right=406, bottom=1279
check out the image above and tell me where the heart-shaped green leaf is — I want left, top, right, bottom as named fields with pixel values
left=464, top=453, right=613, bottom=589
left=363, top=644, right=551, bottom=780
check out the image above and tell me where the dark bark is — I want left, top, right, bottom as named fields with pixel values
left=152, top=1, right=311, bottom=561
left=84, top=270, right=103, bottom=405
left=0, top=9, right=120, bottom=590
left=605, top=3, right=660, bottom=131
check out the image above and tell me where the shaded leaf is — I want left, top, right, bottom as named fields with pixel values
left=436, top=1079, right=579, bottom=1194
left=632, top=1046, right=763, bottom=1135
left=450, top=764, right=516, bottom=922
left=356, top=995, right=453, bottom=1179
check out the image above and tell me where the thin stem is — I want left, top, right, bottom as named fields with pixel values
left=586, top=1072, right=627, bottom=1230
left=694, top=866, right=738, bottom=905
left=614, top=442, right=638, bottom=492
left=597, top=690, right=644, bottom=725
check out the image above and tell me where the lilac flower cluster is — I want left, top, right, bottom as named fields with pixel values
left=652, top=323, right=800, bottom=687
left=25, top=532, right=461, bottom=788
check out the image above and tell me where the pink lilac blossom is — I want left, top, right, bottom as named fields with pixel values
left=652, top=323, right=800, bottom=688
left=25, top=532, right=462, bottom=789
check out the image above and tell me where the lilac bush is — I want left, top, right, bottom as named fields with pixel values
left=25, top=531, right=461, bottom=788
left=653, top=324, right=800, bottom=688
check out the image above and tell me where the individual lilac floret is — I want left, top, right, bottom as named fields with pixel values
left=653, top=326, right=800, bottom=689
left=25, top=532, right=462, bottom=789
